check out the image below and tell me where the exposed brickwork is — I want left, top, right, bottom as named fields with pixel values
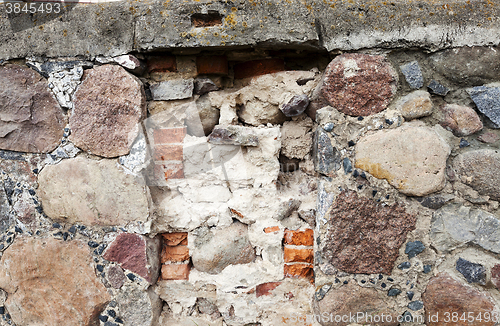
left=284, top=264, right=314, bottom=282
left=284, top=229, right=314, bottom=246
left=284, top=247, right=314, bottom=264
left=153, top=127, right=186, bottom=144
left=161, top=245, right=189, bottom=263
left=264, top=226, right=280, bottom=233
left=197, top=56, right=228, bottom=75
left=161, top=264, right=190, bottom=280
left=147, top=55, right=177, bottom=73
left=154, top=144, right=183, bottom=161
left=162, top=232, right=188, bottom=246
left=153, top=127, right=186, bottom=182
left=233, top=59, right=285, bottom=79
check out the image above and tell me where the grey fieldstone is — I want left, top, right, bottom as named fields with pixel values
left=150, top=79, right=194, bottom=101
left=280, top=94, right=309, bottom=117
left=468, top=85, right=500, bottom=128
left=405, top=241, right=425, bottom=259
left=417, top=194, right=454, bottom=209
left=453, top=149, right=500, bottom=200
left=208, top=125, right=259, bottom=146
left=313, top=128, right=341, bottom=176
left=400, top=61, right=424, bottom=89
left=428, top=80, right=449, bottom=96
left=117, top=286, right=162, bottom=326
left=113, top=54, right=145, bottom=75
left=456, top=258, right=486, bottom=285
left=388, top=288, right=402, bottom=297
left=342, top=157, right=352, bottom=174
left=274, top=199, right=301, bottom=221
left=194, top=77, right=218, bottom=95
left=430, top=204, right=500, bottom=254
left=191, top=222, right=256, bottom=274
left=408, top=301, right=423, bottom=311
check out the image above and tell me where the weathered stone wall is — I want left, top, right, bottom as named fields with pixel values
left=0, top=1, right=500, bottom=325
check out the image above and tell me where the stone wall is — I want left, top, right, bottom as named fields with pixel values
left=0, top=1, right=500, bottom=326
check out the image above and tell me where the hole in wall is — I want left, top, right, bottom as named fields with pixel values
left=191, top=12, right=223, bottom=28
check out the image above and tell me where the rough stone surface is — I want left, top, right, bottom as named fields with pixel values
left=312, top=282, right=398, bottom=326
left=491, top=265, right=500, bottom=290
left=0, top=64, right=65, bottom=153
left=417, top=194, right=454, bottom=210
left=117, top=285, right=162, bottom=326
left=400, top=61, right=424, bottom=89
left=0, top=237, right=110, bottom=326
left=405, top=241, right=425, bottom=259
left=194, top=77, right=219, bottom=95
left=422, top=273, right=496, bottom=326
left=455, top=258, right=486, bottom=285
left=321, top=190, right=416, bottom=274
left=468, top=85, right=500, bottom=128
left=478, top=132, right=500, bottom=143
left=430, top=204, right=500, bottom=254
left=38, top=157, right=150, bottom=226
left=103, top=233, right=160, bottom=284
left=191, top=222, right=256, bottom=274
left=430, top=46, right=500, bottom=86
left=314, top=128, right=341, bottom=176
left=355, top=123, right=450, bottom=196
left=70, top=64, right=146, bottom=157
left=428, top=80, right=449, bottom=96
left=439, top=104, right=483, bottom=137
left=107, top=265, right=126, bottom=289
left=280, top=116, right=313, bottom=160
left=208, top=125, right=259, bottom=146
left=280, top=94, right=309, bottom=117
left=453, top=149, right=500, bottom=200
left=150, top=79, right=194, bottom=101
left=394, top=90, right=433, bottom=120
left=321, top=53, right=397, bottom=116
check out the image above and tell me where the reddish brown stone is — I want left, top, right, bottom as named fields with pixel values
left=423, top=273, right=496, bottom=326
left=161, top=245, right=189, bottom=263
left=161, top=264, right=190, bottom=280
left=70, top=64, right=146, bottom=157
left=107, top=265, right=126, bottom=289
left=0, top=64, right=66, bottom=153
left=234, top=59, right=285, bottom=79
left=439, top=104, right=483, bottom=137
left=154, top=144, right=183, bottom=161
left=312, top=282, right=399, bottom=326
left=321, top=53, right=397, bottom=116
left=284, top=264, right=314, bottom=281
left=284, top=229, right=314, bottom=246
left=478, top=132, right=499, bottom=143
left=153, top=127, right=186, bottom=144
left=0, top=237, right=110, bottom=326
left=162, top=232, right=188, bottom=246
left=147, top=55, right=177, bottom=73
left=491, top=264, right=500, bottom=290
left=103, top=233, right=161, bottom=283
left=321, top=190, right=416, bottom=274
left=256, top=282, right=282, bottom=297
left=284, top=248, right=314, bottom=264
left=264, top=226, right=280, bottom=233
left=197, top=56, right=228, bottom=75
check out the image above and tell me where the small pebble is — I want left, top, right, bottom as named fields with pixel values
left=0, top=306, right=4, bottom=314
left=387, top=277, right=393, bottom=282
left=108, top=301, right=117, bottom=308
left=385, top=119, right=394, bottom=125
left=335, top=278, right=340, bottom=283
left=88, top=241, right=99, bottom=248
left=423, top=265, right=432, bottom=274
left=32, top=169, right=39, bottom=174
left=407, top=291, right=414, bottom=300
left=361, top=280, right=366, bottom=284
left=28, top=189, right=36, bottom=196
left=35, top=206, right=43, bottom=214
left=459, top=138, right=470, bottom=148
left=357, top=185, right=363, bottom=190
left=372, top=190, right=378, bottom=197
left=323, top=123, right=334, bottom=132
left=96, top=264, right=104, bottom=272
left=52, top=223, right=61, bottom=229
left=63, top=232, right=69, bottom=241
left=402, top=311, right=413, bottom=322
left=343, top=280, right=348, bottom=285
left=107, top=310, right=116, bottom=318
left=127, top=273, right=136, bottom=281
left=388, top=288, right=401, bottom=296
left=360, top=172, right=366, bottom=179
left=398, top=262, right=411, bottom=270
left=99, top=315, right=108, bottom=322
left=381, top=283, right=387, bottom=288
left=353, top=170, right=359, bottom=178
left=68, top=226, right=77, bottom=234
left=408, top=300, right=424, bottom=311
left=14, top=226, right=22, bottom=233
left=114, top=317, right=124, bottom=324
left=348, top=140, right=355, bottom=147
left=104, top=322, right=118, bottom=326
left=358, top=116, right=364, bottom=121
left=378, top=274, right=383, bottom=280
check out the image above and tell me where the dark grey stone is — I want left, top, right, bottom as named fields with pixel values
left=401, top=311, right=413, bottom=323
left=388, top=288, right=402, bottom=297
left=313, top=128, right=341, bottom=176
left=342, top=157, right=352, bottom=174
left=428, top=80, right=449, bottom=96
left=423, top=265, right=432, bottom=274
left=194, top=78, right=218, bottom=95
left=398, top=262, right=411, bottom=270
left=407, top=291, right=414, bottom=300
left=408, top=301, right=424, bottom=311
left=459, top=138, right=470, bottom=148
left=468, top=86, right=500, bottom=128
left=405, top=241, right=425, bottom=259
left=208, top=125, right=259, bottom=147
left=280, top=95, right=310, bottom=117
left=314, top=284, right=332, bottom=301
left=400, top=61, right=424, bottom=89
left=456, top=257, right=486, bottom=285
left=417, top=194, right=454, bottom=209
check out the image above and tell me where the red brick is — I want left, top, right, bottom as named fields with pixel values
left=154, top=163, right=184, bottom=181
left=197, top=56, right=228, bottom=75
left=162, top=232, right=188, bottom=246
left=161, top=264, right=190, bottom=280
left=284, top=248, right=314, bottom=264
left=154, top=144, right=183, bottom=161
left=264, top=226, right=280, bottom=233
left=284, top=229, right=314, bottom=246
left=256, top=282, right=281, bottom=297
left=161, top=245, right=189, bottom=263
left=233, top=59, right=285, bottom=79
left=284, top=264, right=314, bottom=282
left=153, top=127, right=186, bottom=144
left=147, top=55, right=177, bottom=73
